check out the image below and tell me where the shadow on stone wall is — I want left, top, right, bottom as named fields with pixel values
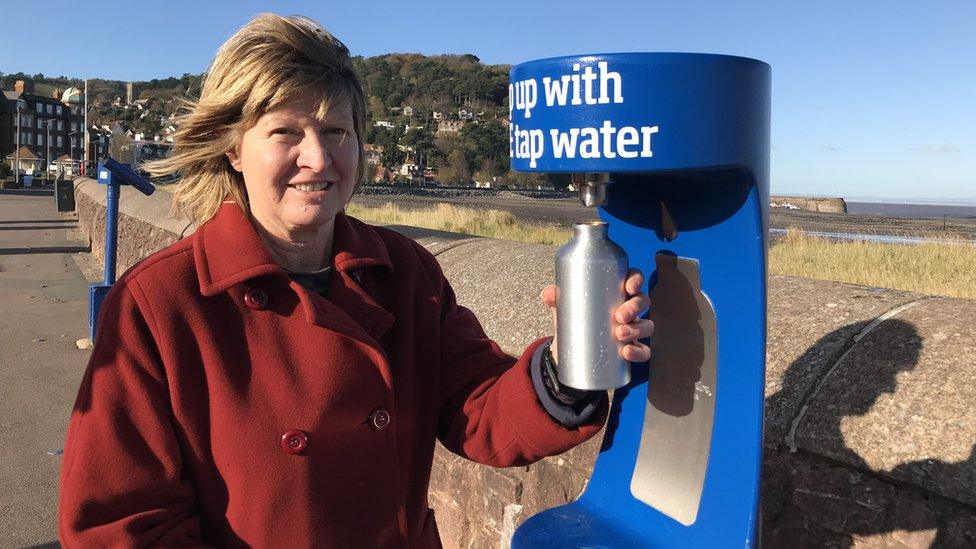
left=763, top=318, right=976, bottom=547
left=0, top=188, right=54, bottom=197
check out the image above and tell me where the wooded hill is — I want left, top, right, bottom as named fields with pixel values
left=2, top=54, right=551, bottom=187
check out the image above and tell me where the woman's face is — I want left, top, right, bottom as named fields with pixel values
left=227, top=94, right=359, bottom=237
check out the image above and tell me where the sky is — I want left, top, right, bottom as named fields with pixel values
left=1, top=0, right=973, bottom=202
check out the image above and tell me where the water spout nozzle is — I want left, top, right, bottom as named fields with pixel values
left=572, top=173, right=611, bottom=208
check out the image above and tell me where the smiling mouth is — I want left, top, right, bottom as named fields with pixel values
left=291, top=181, right=332, bottom=192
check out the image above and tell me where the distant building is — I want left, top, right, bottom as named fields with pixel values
left=5, top=145, right=42, bottom=174
left=436, top=119, right=465, bottom=134
left=126, top=140, right=172, bottom=173
left=162, top=125, right=177, bottom=143
left=371, top=165, right=392, bottom=183
left=87, top=126, right=111, bottom=161
left=0, top=91, right=27, bottom=163
left=474, top=176, right=504, bottom=189
left=399, top=160, right=420, bottom=177
left=53, top=154, right=80, bottom=175
left=432, top=111, right=443, bottom=120
left=402, top=106, right=413, bottom=117
left=374, top=120, right=394, bottom=129
left=363, top=144, right=382, bottom=166
left=398, top=150, right=423, bottom=183
left=458, top=108, right=474, bottom=120
left=0, top=80, right=85, bottom=169
left=61, top=87, right=82, bottom=105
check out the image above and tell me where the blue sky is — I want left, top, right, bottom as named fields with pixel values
left=2, top=0, right=973, bottom=201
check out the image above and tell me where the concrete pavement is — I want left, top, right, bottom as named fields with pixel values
left=0, top=188, right=94, bottom=548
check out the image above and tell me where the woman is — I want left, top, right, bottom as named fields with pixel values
left=58, top=14, right=653, bottom=548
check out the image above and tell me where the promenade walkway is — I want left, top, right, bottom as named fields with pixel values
left=0, top=188, right=93, bottom=547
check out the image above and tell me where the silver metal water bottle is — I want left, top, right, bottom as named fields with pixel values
left=555, top=221, right=630, bottom=390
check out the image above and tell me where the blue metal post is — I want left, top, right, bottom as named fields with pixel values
left=89, top=158, right=155, bottom=342
left=104, top=181, right=119, bottom=284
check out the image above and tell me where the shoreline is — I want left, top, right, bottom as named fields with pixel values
left=351, top=186, right=976, bottom=241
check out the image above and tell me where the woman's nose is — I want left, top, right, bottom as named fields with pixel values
left=297, top=135, right=331, bottom=173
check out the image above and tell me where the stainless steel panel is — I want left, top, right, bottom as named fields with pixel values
left=630, top=253, right=717, bottom=526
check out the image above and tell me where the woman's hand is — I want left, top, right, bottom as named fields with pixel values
left=540, top=268, right=654, bottom=363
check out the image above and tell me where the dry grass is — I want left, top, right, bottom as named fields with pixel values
left=352, top=204, right=976, bottom=299
left=351, top=204, right=976, bottom=298
left=155, top=193, right=972, bottom=299
left=769, top=227, right=976, bottom=299
left=346, top=201, right=573, bottom=245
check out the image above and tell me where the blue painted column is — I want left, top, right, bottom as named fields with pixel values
left=104, top=181, right=119, bottom=284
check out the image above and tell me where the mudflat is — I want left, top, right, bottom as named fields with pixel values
left=350, top=187, right=976, bottom=240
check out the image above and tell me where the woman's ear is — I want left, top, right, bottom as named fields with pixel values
left=226, top=143, right=243, bottom=172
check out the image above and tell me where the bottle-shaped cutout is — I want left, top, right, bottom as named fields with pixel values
left=555, top=221, right=630, bottom=390
left=631, top=253, right=717, bottom=526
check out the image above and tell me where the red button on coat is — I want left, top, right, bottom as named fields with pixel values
left=244, top=288, right=269, bottom=310
left=369, top=408, right=391, bottom=431
left=280, top=430, right=308, bottom=455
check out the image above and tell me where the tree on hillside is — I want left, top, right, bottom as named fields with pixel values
left=9, top=52, right=514, bottom=160
left=367, top=96, right=386, bottom=121
left=109, top=132, right=133, bottom=162
left=474, top=157, right=501, bottom=185
left=439, top=149, right=471, bottom=185
left=401, top=126, right=439, bottom=167
left=370, top=126, right=405, bottom=167
left=433, top=133, right=469, bottom=169
left=460, top=121, right=508, bottom=176
left=363, top=163, right=379, bottom=184
left=139, top=114, right=163, bottom=139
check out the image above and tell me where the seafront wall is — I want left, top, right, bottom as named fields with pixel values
left=771, top=195, right=848, bottom=213
left=73, top=178, right=975, bottom=547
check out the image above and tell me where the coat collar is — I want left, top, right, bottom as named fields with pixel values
left=194, top=202, right=393, bottom=297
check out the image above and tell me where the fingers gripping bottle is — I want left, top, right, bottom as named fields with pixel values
left=555, top=221, right=631, bottom=390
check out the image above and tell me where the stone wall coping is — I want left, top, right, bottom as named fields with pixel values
left=74, top=177, right=196, bottom=238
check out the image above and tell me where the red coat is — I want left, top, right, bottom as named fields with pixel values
left=59, top=203, right=607, bottom=548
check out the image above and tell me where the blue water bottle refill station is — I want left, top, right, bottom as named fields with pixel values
left=509, top=53, right=770, bottom=547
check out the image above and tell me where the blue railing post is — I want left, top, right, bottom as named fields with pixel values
left=89, top=158, right=155, bottom=342
left=104, top=181, right=119, bottom=284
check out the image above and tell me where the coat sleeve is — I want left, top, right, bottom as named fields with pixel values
left=417, top=246, right=608, bottom=467
left=59, top=280, right=211, bottom=547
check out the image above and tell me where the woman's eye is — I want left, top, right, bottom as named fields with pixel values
left=271, top=128, right=297, bottom=136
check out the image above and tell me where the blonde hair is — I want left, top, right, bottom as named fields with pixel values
left=146, top=13, right=366, bottom=223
